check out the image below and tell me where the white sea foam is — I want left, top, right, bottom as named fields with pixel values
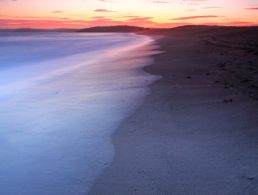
left=0, top=32, right=159, bottom=194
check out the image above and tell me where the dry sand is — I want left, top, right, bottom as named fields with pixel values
left=89, top=26, right=258, bottom=195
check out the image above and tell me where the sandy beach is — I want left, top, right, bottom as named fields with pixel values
left=0, top=32, right=158, bottom=194
left=89, top=26, right=258, bottom=194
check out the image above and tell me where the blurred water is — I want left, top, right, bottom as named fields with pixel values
left=0, top=32, right=159, bottom=194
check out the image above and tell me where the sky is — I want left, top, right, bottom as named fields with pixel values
left=0, top=0, right=258, bottom=29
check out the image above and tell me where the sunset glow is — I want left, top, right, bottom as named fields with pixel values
left=0, top=0, right=258, bottom=29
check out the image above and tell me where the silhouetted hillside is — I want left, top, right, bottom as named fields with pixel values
left=78, top=25, right=147, bottom=32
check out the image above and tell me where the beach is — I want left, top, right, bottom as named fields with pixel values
left=1, top=27, right=258, bottom=195
left=89, top=27, right=258, bottom=194
left=0, top=32, right=158, bottom=194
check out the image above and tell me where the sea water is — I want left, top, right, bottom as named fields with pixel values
left=0, top=32, right=158, bottom=194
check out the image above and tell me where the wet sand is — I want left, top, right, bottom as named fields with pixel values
left=89, top=26, right=258, bottom=194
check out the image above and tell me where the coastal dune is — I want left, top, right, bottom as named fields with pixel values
left=89, top=26, right=258, bottom=194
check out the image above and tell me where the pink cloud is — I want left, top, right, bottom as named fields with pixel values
left=151, top=0, right=169, bottom=3
left=94, top=9, right=115, bottom=12
left=173, top=15, right=219, bottom=20
left=246, top=7, right=258, bottom=10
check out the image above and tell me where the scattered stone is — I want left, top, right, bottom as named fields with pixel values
left=247, top=67, right=254, bottom=71
left=243, top=175, right=256, bottom=181
left=248, top=60, right=253, bottom=64
left=214, top=80, right=220, bottom=83
left=223, top=99, right=233, bottom=103
left=248, top=93, right=258, bottom=100
left=253, top=97, right=258, bottom=101
left=218, top=63, right=226, bottom=68
left=247, top=176, right=255, bottom=181
left=247, top=49, right=253, bottom=53
left=187, top=76, right=192, bottom=79
left=241, top=79, right=251, bottom=83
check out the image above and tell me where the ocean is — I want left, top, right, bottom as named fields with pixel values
left=0, top=32, right=158, bottom=194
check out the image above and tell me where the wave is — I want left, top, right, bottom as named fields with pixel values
left=0, top=32, right=159, bottom=194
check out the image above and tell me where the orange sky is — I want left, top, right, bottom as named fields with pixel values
left=0, top=0, right=258, bottom=29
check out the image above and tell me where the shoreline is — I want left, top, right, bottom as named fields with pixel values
left=0, top=32, right=159, bottom=195
left=89, top=27, right=258, bottom=194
